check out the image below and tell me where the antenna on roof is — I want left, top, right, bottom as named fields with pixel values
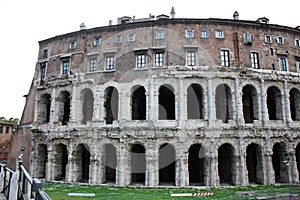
left=170, top=7, right=176, bottom=19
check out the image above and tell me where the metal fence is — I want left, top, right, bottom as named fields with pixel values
left=0, top=157, right=51, bottom=200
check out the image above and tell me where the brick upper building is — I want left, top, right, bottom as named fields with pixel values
left=0, top=120, right=13, bottom=161
left=13, top=9, right=300, bottom=187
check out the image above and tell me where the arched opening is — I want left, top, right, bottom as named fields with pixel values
left=289, top=88, right=300, bottom=121
left=246, top=143, right=263, bottom=184
left=158, top=85, right=175, bottom=120
left=296, top=144, right=300, bottom=180
left=81, top=89, right=94, bottom=124
left=188, top=144, right=205, bottom=185
left=104, top=144, right=116, bottom=184
left=218, top=143, right=235, bottom=185
left=272, top=143, right=288, bottom=183
left=39, top=93, right=51, bottom=123
left=267, top=87, right=282, bottom=120
left=53, top=144, right=68, bottom=181
left=131, top=86, right=146, bottom=120
left=187, top=84, right=204, bottom=119
left=159, top=143, right=175, bottom=185
left=242, top=85, right=258, bottom=123
left=36, top=144, right=47, bottom=178
left=131, top=144, right=146, bottom=185
left=73, top=144, right=91, bottom=183
left=215, top=84, right=232, bottom=123
left=57, top=91, right=70, bottom=125
left=104, top=87, right=119, bottom=124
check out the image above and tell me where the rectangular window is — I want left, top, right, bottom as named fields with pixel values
left=220, top=50, right=230, bottom=67
left=215, top=30, right=224, bottom=38
left=279, top=57, right=287, bottom=71
left=156, top=31, right=164, bottom=40
left=62, top=60, right=69, bottom=75
left=90, top=58, right=97, bottom=72
left=70, top=40, right=76, bottom=49
left=105, top=56, right=115, bottom=70
left=296, top=60, right=300, bottom=73
left=115, top=35, right=122, bottom=43
left=270, top=48, right=274, bottom=56
left=94, top=37, right=101, bottom=46
left=264, top=35, right=272, bottom=43
left=185, top=29, right=194, bottom=38
left=200, top=29, right=209, bottom=38
left=186, top=51, right=196, bottom=66
left=136, top=53, right=146, bottom=68
left=277, top=36, right=284, bottom=44
left=128, top=34, right=136, bottom=42
left=155, top=52, right=164, bottom=67
left=5, top=127, right=9, bottom=134
left=251, top=52, right=260, bottom=69
left=40, top=62, right=46, bottom=80
left=244, top=33, right=252, bottom=43
left=294, top=39, right=300, bottom=47
left=0, top=126, right=2, bottom=133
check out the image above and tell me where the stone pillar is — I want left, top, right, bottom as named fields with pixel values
left=46, top=144, right=53, bottom=181
left=70, top=84, right=78, bottom=123
left=260, top=78, right=268, bottom=126
left=145, top=144, right=159, bottom=187
left=175, top=149, right=188, bottom=187
left=116, top=143, right=130, bottom=186
left=50, top=88, right=56, bottom=123
left=264, top=150, right=275, bottom=184
left=207, top=145, right=218, bottom=186
left=148, top=78, right=155, bottom=122
left=238, top=138, right=247, bottom=186
left=283, top=81, right=291, bottom=125
left=89, top=145, right=101, bottom=184
left=207, top=78, right=215, bottom=125
left=290, top=151, right=300, bottom=183
left=235, top=77, right=244, bottom=125
left=66, top=145, right=76, bottom=182
left=93, top=88, right=101, bottom=121
left=177, top=77, right=186, bottom=128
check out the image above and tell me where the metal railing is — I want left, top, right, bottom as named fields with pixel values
left=0, top=154, right=51, bottom=200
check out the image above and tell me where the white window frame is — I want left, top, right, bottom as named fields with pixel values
left=279, top=57, right=288, bottom=71
left=264, top=35, right=272, bottom=43
left=136, top=53, right=147, bottom=68
left=215, top=30, right=224, bottom=39
left=105, top=55, right=115, bottom=71
left=69, top=40, right=76, bottom=49
left=200, top=29, right=209, bottom=38
left=155, top=52, right=164, bottom=67
left=156, top=31, right=164, bottom=40
left=128, top=33, right=136, bottom=42
left=186, top=51, right=196, bottom=66
left=115, top=35, right=123, bottom=43
left=220, top=49, right=230, bottom=67
left=243, top=32, right=252, bottom=43
left=294, top=39, right=300, bottom=47
left=277, top=36, right=284, bottom=44
left=185, top=29, right=194, bottom=38
left=250, top=52, right=260, bottom=69
left=89, top=58, right=97, bottom=72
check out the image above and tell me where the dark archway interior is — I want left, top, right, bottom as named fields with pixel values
left=159, top=144, right=175, bottom=185
left=81, top=145, right=91, bottom=183
left=272, top=143, right=288, bottom=183
left=132, top=87, right=146, bottom=120
left=131, top=144, right=146, bottom=184
left=187, top=84, right=203, bottom=119
left=40, top=94, right=51, bottom=123
left=296, top=144, right=300, bottom=180
left=289, top=89, right=300, bottom=121
left=104, top=87, right=119, bottom=124
left=188, top=144, right=204, bottom=185
left=37, top=144, right=47, bottom=178
left=105, top=144, right=116, bottom=183
left=246, top=144, right=259, bottom=183
left=159, top=86, right=175, bottom=120
left=216, top=84, right=231, bottom=123
left=54, top=144, right=68, bottom=181
left=242, top=85, right=257, bottom=123
left=218, top=144, right=233, bottom=185
left=267, top=87, right=282, bottom=120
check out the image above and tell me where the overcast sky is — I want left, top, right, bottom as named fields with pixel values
left=0, top=0, right=299, bottom=119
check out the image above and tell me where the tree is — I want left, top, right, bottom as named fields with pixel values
left=0, top=116, right=19, bottom=133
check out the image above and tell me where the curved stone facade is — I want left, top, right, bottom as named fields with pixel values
left=30, top=15, right=300, bottom=187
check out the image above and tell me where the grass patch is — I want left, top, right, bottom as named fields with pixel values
left=42, top=181, right=300, bottom=200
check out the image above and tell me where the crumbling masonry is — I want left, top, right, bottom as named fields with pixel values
left=30, top=11, right=300, bottom=187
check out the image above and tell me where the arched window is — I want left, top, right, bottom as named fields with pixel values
left=267, top=87, right=282, bottom=120
left=53, top=144, right=68, bottom=181
left=246, top=143, right=263, bottom=184
left=104, top=87, right=119, bottom=124
left=131, top=86, right=146, bottom=120
left=188, top=144, right=205, bottom=185
left=215, top=84, right=232, bottom=123
left=187, top=84, right=203, bottom=119
left=104, top=144, right=116, bottom=184
left=131, top=144, right=146, bottom=184
left=159, top=143, right=175, bottom=185
left=80, top=89, right=94, bottom=124
left=272, top=143, right=288, bottom=183
left=39, top=93, right=51, bottom=123
left=158, top=85, right=175, bottom=120
left=242, top=85, right=258, bottom=123
left=57, top=91, right=70, bottom=125
left=289, top=88, right=300, bottom=121
left=218, top=143, right=235, bottom=185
